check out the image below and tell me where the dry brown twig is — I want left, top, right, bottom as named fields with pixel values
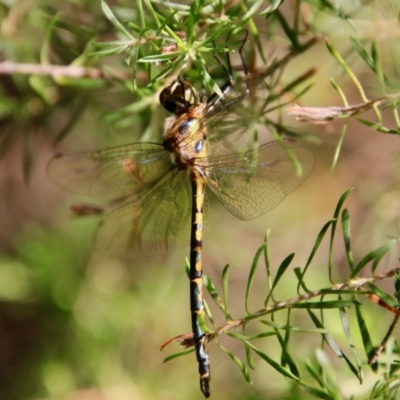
left=287, top=95, right=400, bottom=124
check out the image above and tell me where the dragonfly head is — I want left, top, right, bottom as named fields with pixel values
left=160, top=79, right=198, bottom=115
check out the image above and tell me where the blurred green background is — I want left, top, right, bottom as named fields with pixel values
left=1, top=1, right=400, bottom=399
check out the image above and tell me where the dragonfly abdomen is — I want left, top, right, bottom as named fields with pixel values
left=189, top=172, right=210, bottom=397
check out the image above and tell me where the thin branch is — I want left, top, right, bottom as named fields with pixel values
left=165, top=268, right=400, bottom=349
left=0, top=61, right=146, bottom=81
left=368, top=314, right=400, bottom=365
left=259, top=36, right=321, bottom=77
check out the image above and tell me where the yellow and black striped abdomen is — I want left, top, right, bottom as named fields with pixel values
left=189, top=172, right=210, bottom=397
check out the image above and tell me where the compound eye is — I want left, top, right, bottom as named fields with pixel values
left=159, top=80, right=195, bottom=114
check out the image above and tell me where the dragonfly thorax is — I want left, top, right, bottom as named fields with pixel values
left=163, top=106, right=208, bottom=171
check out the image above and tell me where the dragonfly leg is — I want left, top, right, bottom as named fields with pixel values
left=207, top=30, right=249, bottom=112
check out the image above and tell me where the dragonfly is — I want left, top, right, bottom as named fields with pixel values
left=47, top=42, right=314, bottom=398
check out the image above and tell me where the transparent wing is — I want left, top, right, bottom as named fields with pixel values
left=205, top=75, right=268, bottom=157
left=203, top=139, right=314, bottom=220
left=47, top=143, right=171, bottom=202
left=95, top=169, right=193, bottom=256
